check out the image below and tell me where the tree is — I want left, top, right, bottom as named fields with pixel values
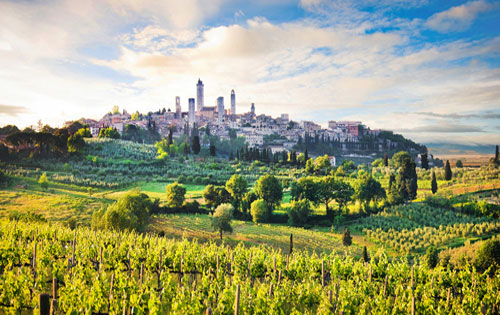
left=496, top=145, right=499, bottom=162
left=167, top=128, right=173, bottom=145
left=99, top=127, right=120, bottom=139
left=390, top=151, right=418, bottom=203
left=242, top=191, right=258, bottom=213
left=421, top=152, right=429, bottom=170
left=383, top=153, right=389, bottom=167
left=354, top=175, right=385, bottom=212
left=38, top=172, right=49, bottom=190
left=225, top=174, right=248, bottom=212
left=362, top=246, right=369, bottom=263
left=316, top=176, right=339, bottom=218
left=67, top=133, right=85, bottom=153
left=455, top=160, right=463, bottom=168
left=334, top=181, right=354, bottom=214
left=210, top=144, right=216, bottom=157
left=473, top=239, right=500, bottom=274
left=288, top=199, right=311, bottom=227
left=431, top=171, right=438, bottom=194
left=75, top=128, right=92, bottom=138
left=250, top=199, right=268, bottom=223
left=293, top=177, right=321, bottom=204
left=165, top=182, right=186, bottom=208
left=444, top=160, right=452, bottom=181
left=192, top=135, right=201, bottom=154
left=254, top=174, right=283, bottom=216
left=0, top=169, right=9, bottom=188
left=425, top=246, right=439, bottom=269
left=112, top=105, right=120, bottom=114
left=203, top=185, right=231, bottom=210
left=211, top=203, right=234, bottom=240
left=92, top=191, right=152, bottom=231
left=305, top=158, right=314, bottom=174
left=0, top=143, right=9, bottom=161
left=342, top=228, right=352, bottom=247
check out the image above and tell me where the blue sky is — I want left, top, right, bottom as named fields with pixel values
left=0, top=0, right=499, bottom=149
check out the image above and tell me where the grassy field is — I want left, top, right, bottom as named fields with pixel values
left=151, top=213, right=361, bottom=256
left=0, top=177, right=111, bottom=224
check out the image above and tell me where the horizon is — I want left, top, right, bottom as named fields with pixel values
left=1, top=0, right=499, bottom=148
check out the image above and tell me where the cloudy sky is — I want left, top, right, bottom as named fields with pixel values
left=0, top=0, right=499, bottom=147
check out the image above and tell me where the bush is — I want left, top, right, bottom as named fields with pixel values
left=250, top=199, right=268, bottom=224
left=38, top=172, right=49, bottom=190
left=8, top=210, right=47, bottom=223
left=288, top=199, right=311, bottom=227
left=92, top=192, right=152, bottom=231
left=474, top=239, right=500, bottom=273
left=66, top=217, right=78, bottom=230
left=183, top=200, right=200, bottom=213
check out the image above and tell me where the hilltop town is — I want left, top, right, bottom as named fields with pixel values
left=69, top=79, right=425, bottom=160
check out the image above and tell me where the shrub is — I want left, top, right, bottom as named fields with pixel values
left=92, top=192, right=152, bottom=231
left=288, top=199, right=311, bottom=227
left=250, top=199, right=268, bottom=224
left=183, top=200, right=200, bottom=213
left=66, top=217, right=78, bottom=230
left=474, top=239, right=500, bottom=273
left=38, top=172, right=49, bottom=190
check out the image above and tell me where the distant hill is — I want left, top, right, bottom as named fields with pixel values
left=427, top=143, right=496, bottom=156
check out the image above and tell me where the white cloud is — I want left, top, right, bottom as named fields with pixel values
left=426, top=0, right=493, bottom=32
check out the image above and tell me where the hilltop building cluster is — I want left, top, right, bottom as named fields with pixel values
left=75, top=79, right=384, bottom=154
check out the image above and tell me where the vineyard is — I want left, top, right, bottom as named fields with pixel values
left=353, top=204, right=500, bottom=253
left=1, top=219, right=499, bottom=314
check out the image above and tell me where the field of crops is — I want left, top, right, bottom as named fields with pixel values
left=1, top=219, right=499, bottom=314
left=353, top=204, right=500, bottom=253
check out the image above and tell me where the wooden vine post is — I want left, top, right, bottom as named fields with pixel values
left=234, top=284, right=241, bottom=315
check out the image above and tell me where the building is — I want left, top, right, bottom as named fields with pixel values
left=188, top=98, right=195, bottom=125
left=300, top=120, right=321, bottom=134
left=251, top=103, right=255, bottom=115
left=196, top=79, right=204, bottom=111
left=230, top=89, right=236, bottom=116
left=280, top=114, right=289, bottom=122
left=175, top=96, right=181, bottom=119
left=217, top=97, right=224, bottom=124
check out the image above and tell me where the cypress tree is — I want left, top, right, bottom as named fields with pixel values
left=431, top=170, right=438, bottom=194
left=362, top=246, right=369, bottom=263
left=444, top=160, right=452, bottom=181
left=192, top=135, right=201, bottom=155
left=342, top=228, right=352, bottom=247
left=167, top=128, right=173, bottom=145
left=383, top=153, right=388, bottom=167
left=210, top=144, right=216, bottom=157
left=421, top=152, right=429, bottom=170
left=305, top=148, right=309, bottom=162
left=388, top=174, right=395, bottom=191
left=496, top=145, right=499, bottom=162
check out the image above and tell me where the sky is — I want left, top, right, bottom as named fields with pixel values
left=0, top=0, right=499, bottom=148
